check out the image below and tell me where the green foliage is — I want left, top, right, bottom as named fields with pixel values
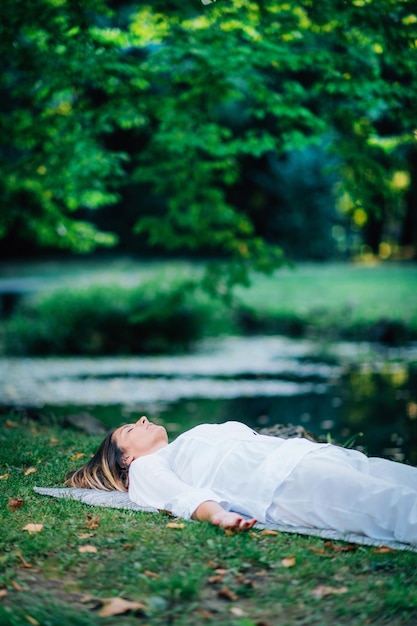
left=3, top=260, right=417, bottom=355
left=4, top=279, right=231, bottom=356
left=1, top=0, right=417, bottom=275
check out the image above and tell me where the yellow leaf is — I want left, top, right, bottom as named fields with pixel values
left=24, top=467, right=37, bottom=476
left=143, top=570, right=160, bottom=579
left=15, top=550, right=32, bottom=568
left=0, top=473, right=9, bottom=481
left=323, top=541, right=358, bottom=553
left=78, top=545, right=97, bottom=554
left=24, top=616, right=40, bottom=626
left=311, top=585, right=348, bottom=599
left=207, top=574, right=226, bottom=584
left=78, top=533, right=94, bottom=539
left=85, top=515, right=100, bottom=530
left=218, top=586, right=238, bottom=602
left=71, top=453, right=86, bottom=461
left=22, top=524, right=43, bottom=533
left=371, top=546, right=395, bottom=554
left=261, top=529, right=278, bottom=536
left=281, top=556, right=296, bottom=568
left=98, top=597, right=146, bottom=617
left=11, top=581, right=24, bottom=591
left=166, top=522, right=185, bottom=529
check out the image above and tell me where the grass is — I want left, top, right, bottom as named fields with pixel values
left=234, top=261, right=417, bottom=341
left=1, top=258, right=417, bottom=350
left=1, top=415, right=417, bottom=626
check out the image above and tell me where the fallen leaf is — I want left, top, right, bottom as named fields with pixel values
left=143, top=570, right=160, bottom=579
left=208, top=574, right=225, bottom=584
left=24, top=467, right=37, bottom=476
left=49, top=437, right=59, bottom=445
left=207, top=568, right=231, bottom=583
left=0, top=589, right=7, bottom=599
left=371, top=546, right=395, bottom=554
left=8, top=497, right=25, bottom=511
left=166, top=522, right=185, bottom=529
left=98, top=597, right=146, bottom=617
left=85, top=515, right=100, bottom=530
left=78, top=545, right=97, bottom=554
left=80, top=595, right=100, bottom=606
left=24, top=616, right=40, bottom=626
left=195, top=609, right=213, bottom=618
left=22, top=523, right=43, bottom=533
left=78, top=533, right=94, bottom=539
left=323, top=541, right=358, bottom=553
left=218, top=586, right=238, bottom=602
left=281, top=556, right=296, bottom=568
left=158, top=509, right=173, bottom=516
left=225, top=526, right=257, bottom=536
left=311, top=585, right=348, bottom=599
left=15, top=551, right=32, bottom=568
left=11, top=581, right=24, bottom=591
left=5, top=420, right=18, bottom=428
left=71, top=453, right=86, bottom=461
left=230, top=607, right=247, bottom=617
left=309, top=547, right=333, bottom=557
left=0, top=473, right=9, bottom=481
left=261, top=529, right=278, bottom=536
left=235, top=573, right=254, bottom=587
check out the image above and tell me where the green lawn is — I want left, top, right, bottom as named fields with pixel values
left=236, top=262, right=417, bottom=325
left=1, top=259, right=417, bottom=350
left=1, top=417, right=417, bottom=626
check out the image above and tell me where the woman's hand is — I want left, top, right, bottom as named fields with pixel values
left=210, top=510, right=257, bottom=531
left=193, top=500, right=257, bottom=531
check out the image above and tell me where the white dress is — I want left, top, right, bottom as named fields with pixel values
left=128, top=421, right=417, bottom=545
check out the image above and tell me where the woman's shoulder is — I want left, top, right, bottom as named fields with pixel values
left=129, top=445, right=171, bottom=472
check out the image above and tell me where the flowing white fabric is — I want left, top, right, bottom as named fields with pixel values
left=35, top=421, right=417, bottom=551
left=127, top=422, right=417, bottom=546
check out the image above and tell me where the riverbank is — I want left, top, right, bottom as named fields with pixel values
left=1, top=260, right=417, bottom=355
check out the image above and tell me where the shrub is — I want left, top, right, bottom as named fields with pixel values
left=4, top=279, right=232, bottom=356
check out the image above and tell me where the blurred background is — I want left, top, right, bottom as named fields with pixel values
left=1, top=0, right=416, bottom=461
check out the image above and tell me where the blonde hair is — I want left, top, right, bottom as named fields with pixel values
left=65, top=429, right=128, bottom=492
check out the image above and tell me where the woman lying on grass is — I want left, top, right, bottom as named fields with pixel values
left=66, top=417, right=417, bottom=545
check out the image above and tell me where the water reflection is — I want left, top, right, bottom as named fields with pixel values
left=338, top=363, right=417, bottom=464
left=1, top=337, right=416, bottom=464
left=150, top=363, right=417, bottom=464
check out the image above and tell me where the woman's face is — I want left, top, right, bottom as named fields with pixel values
left=113, top=416, right=168, bottom=466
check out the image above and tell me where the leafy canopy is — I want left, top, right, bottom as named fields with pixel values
left=1, top=0, right=416, bottom=282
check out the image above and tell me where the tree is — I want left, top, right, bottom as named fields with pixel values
left=1, top=0, right=416, bottom=284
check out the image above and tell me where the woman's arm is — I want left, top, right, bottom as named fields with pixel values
left=192, top=500, right=257, bottom=530
left=129, top=457, right=232, bottom=520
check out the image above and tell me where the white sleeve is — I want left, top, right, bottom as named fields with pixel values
left=128, top=456, right=230, bottom=520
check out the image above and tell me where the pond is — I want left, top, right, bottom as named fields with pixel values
left=1, top=336, right=417, bottom=464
